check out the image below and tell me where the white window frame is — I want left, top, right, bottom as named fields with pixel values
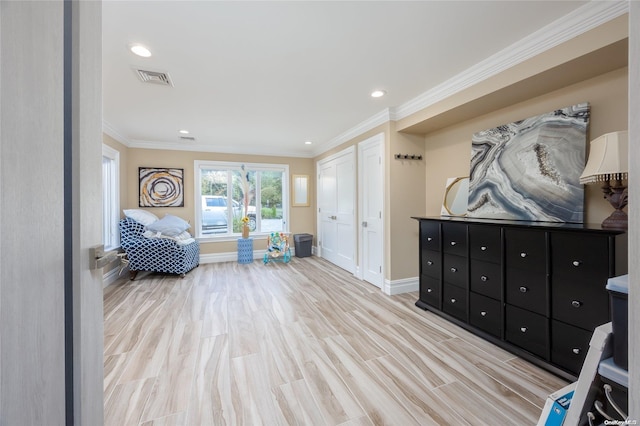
left=194, top=160, right=289, bottom=240
left=102, top=144, right=120, bottom=250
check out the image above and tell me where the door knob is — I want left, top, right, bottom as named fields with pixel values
left=362, top=221, right=368, bottom=227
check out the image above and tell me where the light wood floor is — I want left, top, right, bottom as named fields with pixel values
left=104, top=256, right=568, bottom=425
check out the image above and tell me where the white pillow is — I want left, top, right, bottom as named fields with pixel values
left=145, top=214, right=191, bottom=237
left=123, top=209, right=159, bottom=226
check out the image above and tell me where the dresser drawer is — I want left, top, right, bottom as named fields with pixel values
left=420, top=221, right=440, bottom=251
left=551, top=278, right=609, bottom=331
left=443, top=254, right=468, bottom=289
left=505, top=268, right=547, bottom=315
left=443, top=284, right=467, bottom=321
left=469, top=225, right=501, bottom=263
left=506, top=305, right=549, bottom=359
left=551, top=232, right=611, bottom=280
left=505, top=229, right=547, bottom=272
left=470, top=292, right=502, bottom=338
left=551, top=320, right=592, bottom=375
left=470, top=259, right=501, bottom=300
left=420, top=275, right=441, bottom=308
left=442, top=223, right=467, bottom=256
left=421, top=249, right=441, bottom=279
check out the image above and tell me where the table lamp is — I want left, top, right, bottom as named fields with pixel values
left=579, top=130, right=628, bottom=229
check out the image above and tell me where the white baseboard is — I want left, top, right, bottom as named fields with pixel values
left=103, top=266, right=126, bottom=288
left=383, top=276, right=419, bottom=295
left=199, top=247, right=301, bottom=264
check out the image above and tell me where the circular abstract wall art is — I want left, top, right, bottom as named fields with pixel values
left=139, top=167, right=184, bottom=207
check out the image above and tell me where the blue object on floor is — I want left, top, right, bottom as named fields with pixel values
left=237, top=238, right=254, bottom=264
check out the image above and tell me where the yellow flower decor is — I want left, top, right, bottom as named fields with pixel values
left=241, top=216, right=250, bottom=238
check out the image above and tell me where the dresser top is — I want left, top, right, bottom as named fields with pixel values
left=412, top=216, right=626, bottom=235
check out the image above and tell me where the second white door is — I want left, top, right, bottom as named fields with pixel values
left=318, top=147, right=356, bottom=273
left=359, top=134, right=384, bottom=288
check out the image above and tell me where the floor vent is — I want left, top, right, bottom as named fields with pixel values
left=134, top=69, right=174, bottom=87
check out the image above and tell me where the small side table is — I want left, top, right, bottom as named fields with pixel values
left=237, top=238, right=254, bottom=264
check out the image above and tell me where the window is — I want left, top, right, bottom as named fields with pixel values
left=195, top=161, right=289, bottom=238
left=102, top=145, right=120, bottom=250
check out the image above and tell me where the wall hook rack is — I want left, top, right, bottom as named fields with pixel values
left=394, top=153, right=423, bottom=160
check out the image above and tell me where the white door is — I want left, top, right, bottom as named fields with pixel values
left=319, top=160, right=339, bottom=263
left=359, top=134, right=384, bottom=288
left=317, top=147, right=356, bottom=273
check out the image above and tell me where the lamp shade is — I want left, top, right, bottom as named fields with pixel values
left=579, top=130, right=628, bottom=184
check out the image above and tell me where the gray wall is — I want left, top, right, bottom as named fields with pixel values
left=1, top=2, right=66, bottom=423
left=630, top=2, right=639, bottom=420
left=0, top=1, right=104, bottom=424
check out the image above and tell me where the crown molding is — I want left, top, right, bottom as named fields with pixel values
left=102, top=121, right=132, bottom=147
left=393, top=1, right=629, bottom=120
left=127, top=139, right=313, bottom=158
left=311, top=108, right=393, bottom=157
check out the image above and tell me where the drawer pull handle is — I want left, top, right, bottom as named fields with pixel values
left=480, top=275, right=488, bottom=282
left=481, top=246, right=487, bottom=251
left=480, top=311, right=487, bottom=317
left=520, top=252, right=527, bottom=258
left=571, top=300, right=582, bottom=308
left=450, top=267, right=457, bottom=273
left=427, top=237, right=433, bottom=242
left=427, top=261, right=433, bottom=266
left=450, top=241, right=457, bottom=246
left=450, top=298, right=456, bottom=303
left=519, top=286, right=528, bottom=293
left=572, top=348, right=581, bottom=355
left=427, top=288, right=433, bottom=293
left=572, top=260, right=581, bottom=267
left=520, top=327, right=527, bottom=333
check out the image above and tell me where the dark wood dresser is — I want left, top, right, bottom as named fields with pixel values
left=413, top=216, right=627, bottom=379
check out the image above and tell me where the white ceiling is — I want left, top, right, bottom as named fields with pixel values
left=102, top=1, right=591, bottom=158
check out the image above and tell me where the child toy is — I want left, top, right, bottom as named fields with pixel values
left=263, top=232, right=291, bottom=264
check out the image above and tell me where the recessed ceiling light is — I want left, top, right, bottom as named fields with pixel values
left=130, top=44, right=152, bottom=58
left=179, top=129, right=190, bottom=134
left=371, top=90, right=386, bottom=98
left=305, top=141, right=312, bottom=145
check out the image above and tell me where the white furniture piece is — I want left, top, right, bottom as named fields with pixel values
left=563, top=322, right=628, bottom=425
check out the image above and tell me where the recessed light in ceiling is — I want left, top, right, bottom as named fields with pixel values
left=305, top=141, right=312, bottom=145
left=130, top=44, right=152, bottom=58
left=179, top=129, right=190, bottom=134
left=371, top=90, right=386, bottom=98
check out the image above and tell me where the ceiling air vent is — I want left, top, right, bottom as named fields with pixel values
left=134, top=69, right=174, bottom=87
left=180, top=136, right=196, bottom=141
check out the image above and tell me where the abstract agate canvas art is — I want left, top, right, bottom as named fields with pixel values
left=467, top=103, right=590, bottom=223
